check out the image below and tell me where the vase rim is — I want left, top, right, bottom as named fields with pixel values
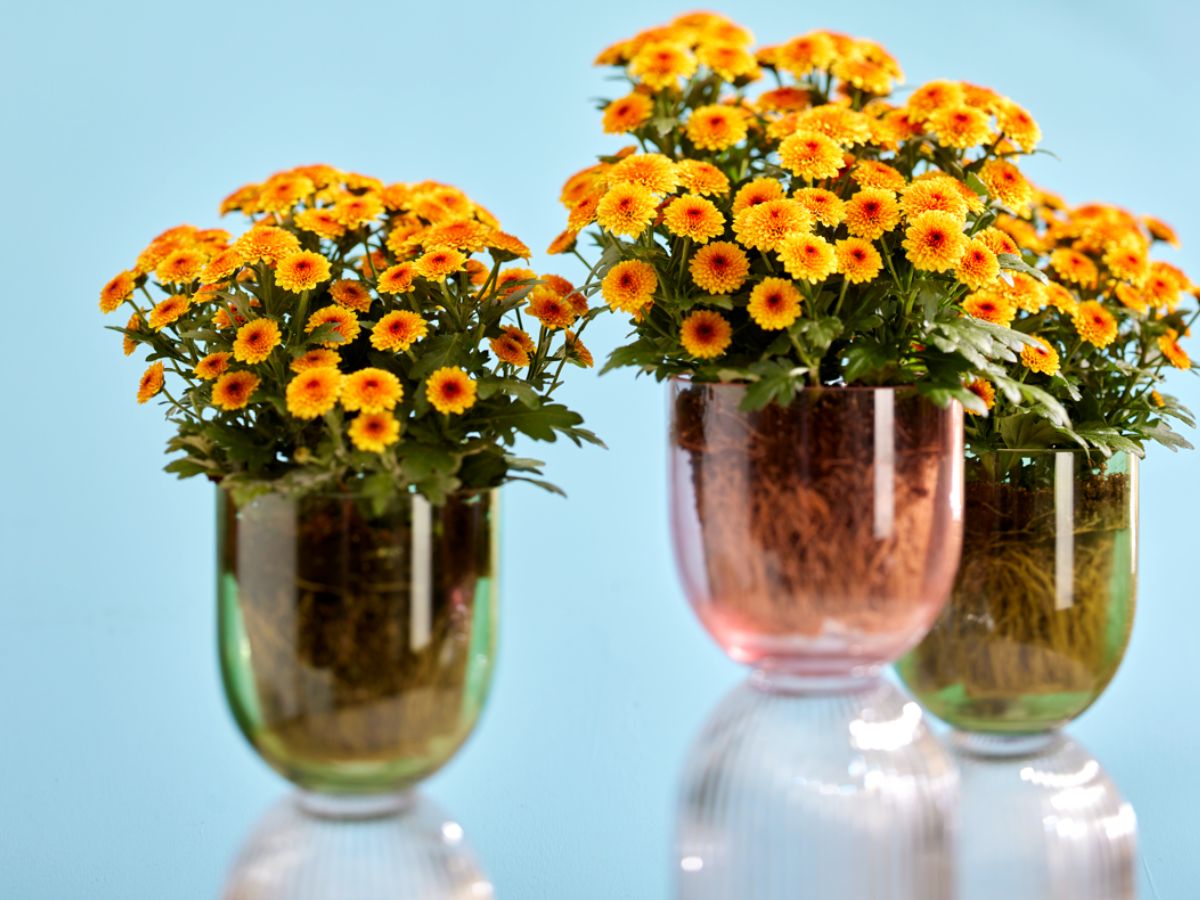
left=216, top=484, right=499, bottom=502
left=967, top=447, right=1137, bottom=458
left=669, top=376, right=920, bottom=394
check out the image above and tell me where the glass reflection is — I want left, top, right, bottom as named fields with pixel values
left=952, top=732, right=1137, bottom=900
left=223, top=791, right=493, bottom=900
left=675, top=676, right=956, bottom=900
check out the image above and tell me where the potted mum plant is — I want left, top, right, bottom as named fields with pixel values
left=897, top=195, right=1195, bottom=741
left=551, top=13, right=1063, bottom=683
left=99, top=165, right=602, bottom=813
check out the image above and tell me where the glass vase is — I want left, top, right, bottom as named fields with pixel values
left=669, top=382, right=964, bottom=677
left=217, top=487, right=498, bottom=800
left=896, top=451, right=1137, bottom=734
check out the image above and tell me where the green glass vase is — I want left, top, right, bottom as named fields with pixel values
left=896, top=450, right=1137, bottom=736
left=217, top=487, right=497, bottom=797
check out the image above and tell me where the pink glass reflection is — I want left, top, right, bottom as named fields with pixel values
left=669, top=382, right=964, bottom=677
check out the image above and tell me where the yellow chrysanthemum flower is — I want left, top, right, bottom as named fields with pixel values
left=955, top=239, right=1000, bottom=291
left=775, top=31, right=837, bottom=77
left=778, top=233, right=836, bottom=283
left=900, top=178, right=969, bottom=223
left=546, top=228, right=578, bottom=256
left=596, top=182, right=659, bottom=238
left=1046, top=282, right=1081, bottom=315
left=697, top=41, right=759, bottom=80
left=686, top=104, right=749, bottom=151
left=200, top=248, right=245, bottom=286
left=601, top=260, right=658, bottom=314
left=676, top=159, right=731, bottom=197
left=903, top=211, right=967, bottom=272
left=1020, top=337, right=1060, bottom=376
left=927, top=105, right=992, bottom=149
left=137, top=362, right=165, bottom=404
left=232, top=318, right=282, bottom=364
left=426, top=367, right=478, bottom=415
left=851, top=160, right=906, bottom=192
left=1001, top=272, right=1048, bottom=313
left=275, top=251, right=332, bottom=293
left=99, top=271, right=135, bottom=314
left=235, top=225, right=301, bottom=265
left=256, top=174, right=314, bottom=214
left=341, top=367, right=403, bottom=413
left=755, top=86, right=810, bottom=114
left=122, top=313, right=143, bottom=356
left=1114, top=283, right=1148, bottom=314
left=295, top=208, right=347, bottom=240
left=778, top=131, right=844, bottom=181
left=997, top=99, right=1041, bottom=152
left=526, top=286, right=578, bottom=330
left=603, top=92, right=654, bottom=134
left=835, top=237, right=883, bottom=284
left=1050, top=249, right=1099, bottom=290
left=1104, top=242, right=1150, bottom=287
left=193, top=352, right=231, bottom=381
left=148, top=295, right=190, bottom=331
left=211, top=371, right=260, bottom=411
left=979, top=160, right=1033, bottom=213
left=305, top=306, right=361, bottom=347
left=291, top=349, right=341, bottom=373
left=1143, top=216, right=1180, bottom=247
left=325, top=279, right=370, bottom=313
left=564, top=330, right=594, bottom=367
left=689, top=241, right=750, bottom=294
left=286, top=366, right=341, bottom=419
left=663, top=194, right=726, bottom=243
left=732, top=177, right=785, bottom=214
left=1159, top=329, right=1191, bottom=369
left=679, top=310, right=733, bottom=359
left=414, top=248, right=466, bottom=280
left=906, top=80, right=966, bottom=120
left=844, top=188, right=900, bottom=240
left=348, top=411, right=401, bottom=453
left=962, top=291, right=1016, bottom=327
left=966, top=378, right=996, bottom=414
left=747, top=277, right=803, bottom=329
left=793, top=188, right=846, bottom=228
left=334, top=192, right=385, bottom=228
left=976, top=226, right=1020, bottom=257
left=1072, top=300, right=1118, bottom=348
left=629, top=41, right=697, bottom=91
left=490, top=332, right=531, bottom=367
left=371, top=310, right=429, bottom=352
left=609, top=153, right=680, bottom=195
left=155, top=249, right=207, bottom=285
left=733, top=199, right=812, bottom=252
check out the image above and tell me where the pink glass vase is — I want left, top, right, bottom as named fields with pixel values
left=669, top=382, right=964, bottom=679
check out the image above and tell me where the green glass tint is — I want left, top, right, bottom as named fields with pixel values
left=217, top=488, right=497, bottom=795
left=897, top=451, right=1137, bottom=734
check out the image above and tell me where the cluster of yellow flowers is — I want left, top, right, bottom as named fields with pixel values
left=100, top=166, right=599, bottom=498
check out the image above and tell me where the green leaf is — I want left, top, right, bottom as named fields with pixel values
left=997, top=253, right=1049, bottom=284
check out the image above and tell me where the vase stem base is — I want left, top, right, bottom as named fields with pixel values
left=750, top=666, right=882, bottom=696
left=297, top=790, right=412, bottom=821
left=950, top=729, right=1060, bottom=759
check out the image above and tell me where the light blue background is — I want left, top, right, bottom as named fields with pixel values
left=2, top=1, right=1197, bottom=897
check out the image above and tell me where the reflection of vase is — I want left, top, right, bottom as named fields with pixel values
left=222, top=792, right=494, bottom=900
left=897, top=451, right=1137, bottom=734
left=675, top=676, right=957, bottom=900
left=218, top=488, right=497, bottom=797
left=669, top=382, right=963, bottom=676
left=952, top=732, right=1137, bottom=900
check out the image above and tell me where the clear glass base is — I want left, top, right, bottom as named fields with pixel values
left=675, top=676, right=957, bottom=900
left=222, top=791, right=493, bottom=900
left=953, top=731, right=1137, bottom=900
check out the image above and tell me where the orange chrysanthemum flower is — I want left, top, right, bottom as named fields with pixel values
left=747, top=277, right=803, bottom=329
left=546, top=228, right=578, bottom=256
left=775, top=31, right=837, bottom=77
left=1046, top=282, right=1081, bottom=315
left=835, top=237, right=883, bottom=284
left=793, top=106, right=873, bottom=148
left=791, top=187, right=844, bottom=228
left=676, top=159, right=731, bottom=197
left=1143, top=216, right=1180, bottom=247
left=904, top=211, right=967, bottom=272
left=194, top=351, right=231, bottom=381
left=327, top=279, right=371, bottom=313
left=663, top=194, right=726, bottom=243
left=900, top=178, right=969, bottom=223
left=733, top=199, right=812, bottom=252
left=148, top=295, right=189, bottom=331
left=235, top=225, right=301, bottom=265
left=844, top=188, right=901, bottom=240
left=906, top=80, right=966, bottom=120
left=100, top=271, right=136, bottom=314
left=564, top=330, right=594, bottom=368
left=369, top=310, right=428, bottom=353
left=1050, top=249, right=1099, bottom=290
left=610, top=153, right=680, bottom=195
left=348, top=411, right=401, bottom=453
left=850, top=160, right=906, bottom=193
left=629, top=41, right=697, bottom=91
left=1114, top=282, right=1148, bottom=314
left=426, top=366, right=478, bottom=415
left=1104, top=242, right=1150, bottom=286
left=1072, top=300, right=1118, bottom=348
left=342, top=367, right=403, bottom=412
left=1159, top=329, right=1191, bottom=369
left=490, top=332, right=531, bottom=367
left=756, top=86, right=811, bottom=113
left=137, top=362, right=165, bottom=404
left=966, top=378, right=996, bottom=414
left=295, top=208, right=347, bottom=240
left=962, top=291, right=1016, bottom=327
left=602, top=260, right=658, bottom=314
left=1002, top=272, right=1048, bottom=313
left=697, top=41, right=759, bottom=80
left=414, top=248, right=466, bottom=280
left=376, top=263, right=417, bottom=295
left=232, top=318, right=282, bottom=364
left=686, top=104, right=749, bottom=151
left=423, top=218, right=493, bottom=253
left=927, top=105, right=991, bottom=149
left=200, top=248, right=245, bottom=286
left=1145, top=261, right=1187, bottom=310
left=679, top=309, right=733, bottom=359
left=256, top=174, right=314, bottom=214
left=778, top=131, right=844, bottom=181
left=1020, top=337, right=1060, bottom=376
left=997, top=100, right=1041, bottom=152
left=286, top=366, right=341, bottom=419
left=212, top=371, right=260, bottom=411
left=979, top=160, right=1032, bottom=213
left=122, top=312, right=143, bottom=356
left=603, top=92, right=654, bottom=134
left=305, top=306, right=361, bottom=347
left=275, top=251, right=332, bottom=293
left=689, top=241, right=750, bottom=294
left=955, top=239, right=1000, bottom=291
left=290, top=349, right=341, bottom=372
left=334, top=192, right=385, bottom=228
left=526, top=287, right=578, bottom=330
left=976, top=227, right=1020, bottom=257
left=732, top=177, right=786, bottom=214
left=596, top=182, right=659, bottom=238
left=778, top=233, right=836, bottom=283
left=155, top=249, right=207, bottom=285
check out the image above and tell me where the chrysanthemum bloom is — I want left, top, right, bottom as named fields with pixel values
left=976, top=226, right=1020, bottom=257
left=775, top=31, right=837, bottom=77
left=849, top=160, right=905, bottom=193
left=979, top=160, right=1032, bottom=213
left=221, top=183, right=259, bottom=216
left=748, top=277, right=803, bottom=329
left=566, top=192, right=604, bottom=233
left=796, top=106, right=874, bottom=147
left=965, top=378, right=996, bottom=414
left=1046, top=282, right=1081, bottom=315
left=148, top=295, right=190, bottom=331
left=155, top=249, right=207, bottom=285
left=256, top=174, right=314, bottom=214
left=305, top=306, right=361, bottom=347
left=1159, top=329, right=1191, bottom=369
left=1104, top=242, right=1150, bottom=286
left=496, top=267, right=537, bottom=297
left=689, top=241, right=750, bottom=294
left=602, top=260, right=658, bottom=314
left=341, top=367, right=403, bottom=412
left=564, top=330, right=594, bottom=368
left=235, top=225, right=301, bottom=265
left=541, top=274, right=575, bottom=297
left=630, top=41, right=697, bottom=91
left=490, top=332, right=531, bottom=367
left=676, top=160, right=731, bottom=197
left=844, top=188, right=900, bottom=240
left=999, top=272, right=1047, bottom=313
left=348, top=411, right=401, bottom=453
left=1145, top=261, right=1188, bottom=310
left=230, top=318, right=281, bottom=365
left=426, top=367, right=478, bottom=415
left=211, top=371, right=260, bottom=411
left=295, top=208, right=347, bottom=240
left=371, top=263, right=414, bottom=296
left=99, top=271, right=135, bottom=314
left=415, top=248, right=467, bottom=280
left=596, top=182, right=659, bottom=238
left=778, top=131, right=844, bottom=181
left=904, top=211, right=967, bottom=272
left=1114, top=282, right=1148, bottom=314
left=546, top=229, right=578, bottom=256
left=1020, top=337, right=1060, bottom=376
left=122, top=313, right=143, bottom=356
left=835, top=237, right=883, bottom=284
left=679, top=309, right=733, bottom=358
left=997, top=100, right=1041, bottom=152
left=906, top=80, right=966, bottom=120
left=686, top=105, right=749, bottom=151
left=275, top=251, right=332, bottom=294
left=194, top=351, right=232, bottom=380
left=927, top=105, right=991, bottom=149
left=778, top=233, right=836, bottom=283
left=955, top=239, right=1000, bottom=290
left=559, top=163, right=607, bottom=208
left=900, top=178, right=969, bottom=223
left=137, top=362, right=165, bottom=404
left=792, top=188, right=845, bottom=228
left=323, top=280, right=369, bottom=313
left=1049, top=249, right=1099, bottom=290
left=334, top=193, right=385, bottom=228
left=1144, top=216, right=1180, bottom=247
left=200, top=248, right=245, bottom=286
left=995, top=215, right=1043, bottom=253
left=527, top=287, right=577, bottom=330
left=755, top=86, right=810, bottom=113
left=663, top=194, right=726, bottom=244
left=962, top=291, right=1016, bottom=327
left=697, top=41, right=759, bottom=80
left=1072, top=300, right=1119, bottom=348
left=609, top=153, right=680, bottom=195
left=290, top=349, right=340, bottom=373
left=733, top=199, right=813, bottom=252
left=286, top=366, right=341, bottom=419
left=603, top=92, right=654, bottom=134
left=424, top=219, right=494, bottom=253
left=732, top=178, right=785, bottom=214
left=370, top=310, right=429, bottom=353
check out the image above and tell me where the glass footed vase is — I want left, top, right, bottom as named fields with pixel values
left=669, top=381, right=964, bottom=677
left=897, top=451, right=1137, bottom=735
left=217, top=487, right=498, bottom=803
